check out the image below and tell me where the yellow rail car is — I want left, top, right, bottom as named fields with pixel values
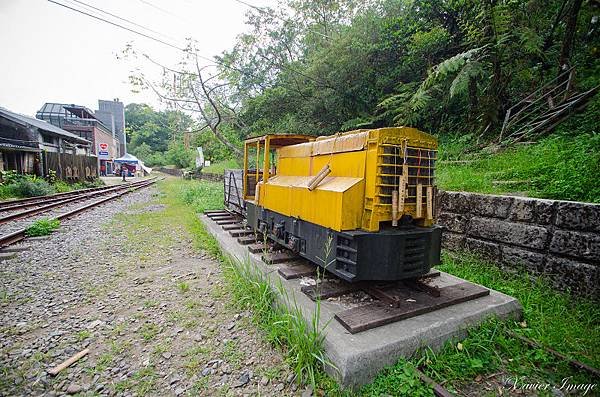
left=243, top=127, right=442, bottom=282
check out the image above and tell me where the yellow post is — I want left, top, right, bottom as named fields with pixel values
left=263, top=136, right=271, bottom=183
left=426, top=186, right=433, bottom=220
left=255, top=141, right=260, bottom=184
left=243, top=142, right=248, bottom=198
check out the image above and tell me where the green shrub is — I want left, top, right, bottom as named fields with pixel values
left=25, top=218, right=60, bottom=236
left=0, top=185, right=16, bottom=200
left=12, top=179, right=56, bottom=197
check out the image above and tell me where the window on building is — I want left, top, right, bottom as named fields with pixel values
left=42, top=134, right=54, bottom=144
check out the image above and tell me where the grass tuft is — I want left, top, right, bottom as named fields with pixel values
left=25, top=218, right=60, bottom=237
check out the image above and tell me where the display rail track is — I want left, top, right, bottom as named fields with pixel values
left=203, top=209, right=600, bottom=393
left=0, top=178, right=160, bottom=249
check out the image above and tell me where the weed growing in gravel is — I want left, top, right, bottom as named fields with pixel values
left=76, top=330, right=92, bottom=341
left=139, top=323, right=160, bottom=342
left=25, top=218, right=60, bottom=237
left=222, top=340, right=244, bottom=369
left=182, top=345, right=210, bottom=375
left=177, top=282, right=190, bottom=293
left=143, top=299, right=159, bottom=308
left=0, top=290, right=10, bottom=305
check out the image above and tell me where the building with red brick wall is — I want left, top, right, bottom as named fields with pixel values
left=37, top=103, right=121, bottom=174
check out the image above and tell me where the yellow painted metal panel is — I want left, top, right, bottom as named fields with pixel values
left=278, top=157, right=312, bottom=176
left=260, top=176, right=364, bottom=231
left=278, top=142, right=314, bottom=158
left=310, top=151, right=366, bottom=178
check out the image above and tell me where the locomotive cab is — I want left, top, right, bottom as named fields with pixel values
left=241, top=128, right=442, bottom=282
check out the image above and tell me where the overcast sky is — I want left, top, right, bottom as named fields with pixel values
left=0, top=0, right=275, bottom=116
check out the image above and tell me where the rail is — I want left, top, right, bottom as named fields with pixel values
left=0, top=178, right=160, bottom=249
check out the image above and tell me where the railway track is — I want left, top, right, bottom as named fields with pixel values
left=0, top=178, right=160, bottom=249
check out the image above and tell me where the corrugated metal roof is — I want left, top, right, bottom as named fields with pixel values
left=0, top=107, right=91, bottom=145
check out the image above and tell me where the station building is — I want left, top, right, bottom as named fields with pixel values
left=0, top=106, right=94, bottom=180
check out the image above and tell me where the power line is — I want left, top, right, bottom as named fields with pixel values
left=137, top=0, right=194, bottom=25
left=47, top=0, right=344, bottom=98
left=47, top=0, right=221, bottom=66
left=65, top=0, right=178, bottom=42
left=48, top=0, right=186, bottom=52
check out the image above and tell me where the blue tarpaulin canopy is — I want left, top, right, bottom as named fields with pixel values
left=113, top=153, right=139, bottom=163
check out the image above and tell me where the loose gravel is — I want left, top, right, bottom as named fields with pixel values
left=0, top=186, right=301, bottom=396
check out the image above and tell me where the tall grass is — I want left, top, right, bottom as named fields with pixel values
left=437, top=133, right=600, bottom=202
left=222, top=255, right=332, bottom=387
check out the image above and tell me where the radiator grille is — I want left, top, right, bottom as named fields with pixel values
left=376, top=144, right=437, bottom=206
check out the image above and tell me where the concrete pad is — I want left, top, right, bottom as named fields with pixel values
left=200, top=215, right=522, bottom=389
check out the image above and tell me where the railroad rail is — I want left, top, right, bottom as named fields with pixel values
left=0, top=184, right=122, bottom=211
left=0, top=178, right=160, bottom=249
left=0, top=179, right=155, bottom=224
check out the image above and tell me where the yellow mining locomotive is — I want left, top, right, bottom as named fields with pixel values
left=241, top=127, right=441, bottom=282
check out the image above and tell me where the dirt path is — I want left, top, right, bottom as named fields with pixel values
left=0, top=186, right=298, bottom=396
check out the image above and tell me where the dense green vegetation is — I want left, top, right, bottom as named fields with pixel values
left=175, top=179, right=599, bottom=396
left=0, top=171, right=104, bottom=200
left=126, top=0, right=599, bottom=202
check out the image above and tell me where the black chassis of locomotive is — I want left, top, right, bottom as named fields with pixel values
left=245, top=200, right=442, bottom=282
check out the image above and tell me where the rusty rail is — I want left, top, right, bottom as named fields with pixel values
left=0, top=178, right=160, bottom=249
left=0, top=179, right=155, bottom=224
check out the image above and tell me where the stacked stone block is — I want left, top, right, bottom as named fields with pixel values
left=437, top=191, right=599, bottom=298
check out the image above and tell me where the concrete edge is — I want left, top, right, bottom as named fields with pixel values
left=200, top=214, right=523, bottom=389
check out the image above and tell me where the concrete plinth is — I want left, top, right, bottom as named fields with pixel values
left=200, top=215, right=522, bottom=389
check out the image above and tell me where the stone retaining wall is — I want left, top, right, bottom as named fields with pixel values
left=437, top=191, right=599, bottom=298
left=155, top=167, right=182, bottom=177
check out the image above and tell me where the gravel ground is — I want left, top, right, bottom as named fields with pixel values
left=0, top=186, right=302, bottom=396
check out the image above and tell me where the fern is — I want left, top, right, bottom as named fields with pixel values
left=449, top=60, right=485, bottom=98
left=420, top=47, right=483, bottom=92
left=516, top=27, right=544, bottom=57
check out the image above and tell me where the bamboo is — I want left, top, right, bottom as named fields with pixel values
left=254, top=182, right=261, bottom=202
left=307, top=165, right=331, bottom=191
left=397, top=175, right=406, bottom=215
left=48, top=348, right=89, bottom=376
